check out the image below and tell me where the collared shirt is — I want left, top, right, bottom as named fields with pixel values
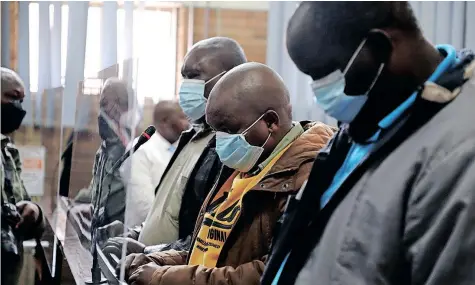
left=1, top=134, right=29, bottom=204
left=121, top=132, right=176, bottom=227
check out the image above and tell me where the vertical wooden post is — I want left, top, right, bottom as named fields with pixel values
left=9, top=1, right=19, bottom=71
left=175, top=6, right=189, bottom=96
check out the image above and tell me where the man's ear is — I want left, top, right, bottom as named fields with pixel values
left=367, top=29, right=393, bottom=63
left=264, top=110, right=280, bottom=132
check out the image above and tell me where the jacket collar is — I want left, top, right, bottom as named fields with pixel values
left=1, top=134, right=13, bottom=148
left=265, top=121, right=334, bottom=175
left=348, top=45, right=459, bottom=143
left=249, top=122, right=304, bottom=176
left=191, top=123, right=213, bottom=141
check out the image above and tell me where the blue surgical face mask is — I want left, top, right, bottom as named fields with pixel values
left=215, top=113, right=271, bottom=172
left=179, top=71, right=226, bottom=121
left=310, top=39, right=385, bottom=123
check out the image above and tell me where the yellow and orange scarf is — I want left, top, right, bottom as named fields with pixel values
left=188, top=143, right=293, bottom=267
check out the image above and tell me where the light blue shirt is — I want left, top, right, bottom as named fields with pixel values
left=271, top=44, right=457, bottom=285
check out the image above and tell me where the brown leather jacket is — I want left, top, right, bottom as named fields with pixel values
left=140, top=122, right=335, bottom=285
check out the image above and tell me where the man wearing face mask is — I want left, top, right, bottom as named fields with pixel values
left=72, top=78, right=139, bottom=229
left=103, top=37, right=246, bottom=263
left=1, top=67, right=45, bottom=284
left=136, top=37, right=247, bottom=248
left=262, top=2, right=475, bottom=285
left=121, top=62, right=335, bottom=285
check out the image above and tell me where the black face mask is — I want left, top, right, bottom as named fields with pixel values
left=98, top=115, right=117, bottom=141
left=1, top=102, right=26, bottom=135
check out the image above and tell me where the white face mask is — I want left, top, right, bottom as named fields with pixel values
left=310, top=39, right=385, bottom=123
left=178, top=71, right=226, bottom=121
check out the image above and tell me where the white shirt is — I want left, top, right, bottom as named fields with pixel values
left=120, top=132, right=175, bottom=227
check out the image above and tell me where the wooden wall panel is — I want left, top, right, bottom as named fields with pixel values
left=175, top=7, right=268, bottom=95
left=192, top=8, right=268, bottom=63
left=9, top=1, right=19, bottom=70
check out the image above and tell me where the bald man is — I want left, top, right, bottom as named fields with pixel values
left=153, top=101, right=189, bottom=146
left=102, top=37, right=246, bottom=266
left=135, top=37, right=247, bottom=247
left=72, top=77, right=139, bottom=236
left=122, top=62, right=335, bottom=285
left=121, top=101, right=189, bottom=228
left=1, top=67, right=45, bottom=285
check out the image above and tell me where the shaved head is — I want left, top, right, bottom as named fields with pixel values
left=1, top=67, right=25, bottom=103
left=207, top=62, right=291, bottom=131
left=181, top=37, right=247, bottom=101
left=1, top=67, right=24, bottom=94
left=153, top=100, right=183, bottom=124
left=206, top=62, right=293, bottom=161
left=1, top=68, right=27, bottom=134
left=99, top=78, right=134, bottom=122
left=153, top=100, right=189, bottom=143
left=182, top=37, right=247, bottom=77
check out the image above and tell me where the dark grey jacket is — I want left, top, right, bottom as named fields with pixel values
left=263, top=55, right=475, bottom=285
left=73, top=139, right=126, bottom=227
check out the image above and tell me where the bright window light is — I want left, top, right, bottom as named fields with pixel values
left=29, top=2, right=177, bottom=103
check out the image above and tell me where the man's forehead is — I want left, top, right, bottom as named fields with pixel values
left=183, top=48, right=221, bottom=70
left=207, top=107, right=238, bottom=130
left=208, top=94, right=253, bottom=130
left=299, top=54, right=347, bottom=80
left=1, top=81, right=25, bottom=96
left=1, top=85, right=25, bottom=101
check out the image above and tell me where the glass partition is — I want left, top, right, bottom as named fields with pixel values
left=57, top=59, right=140, bottom=284
left=7, top=86, right=65, bottom=281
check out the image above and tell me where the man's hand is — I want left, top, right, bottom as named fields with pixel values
left=68, top=203, right=93, bottom=224
left=103, top=237, right=146, bottom=265
left=97, top=220, right=125, bottom=242
left=118, top=253, right=155, bottom=280
left=128, top=263, right=160, bottom=285
left=15, top=201, right=41, bottom=233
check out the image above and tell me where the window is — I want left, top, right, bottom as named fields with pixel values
left=124, top=9, right=177, bottom=103
left=28, top=3, right=39, bottom=93
left=117, top=7, right=177, bottom=103
left=28, top=2, right=177, bottom=103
